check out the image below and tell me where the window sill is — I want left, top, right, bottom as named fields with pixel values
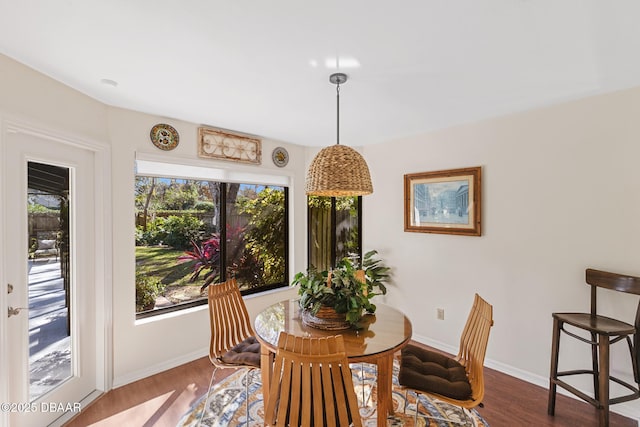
left=135, top=303, right=207, bottom=326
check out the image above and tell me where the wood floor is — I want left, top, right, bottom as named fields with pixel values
left=64, top=346, right=637, bottom=427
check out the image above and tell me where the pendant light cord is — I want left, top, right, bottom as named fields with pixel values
left=336, top=82, right=341, bottom=145
left=330, top=72, right=347, bottom=145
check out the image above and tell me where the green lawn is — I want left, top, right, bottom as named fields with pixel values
left=136, top=246, right=205, bottom=304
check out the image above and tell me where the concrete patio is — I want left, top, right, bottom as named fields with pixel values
left=28, top=257, right=70, bottom=401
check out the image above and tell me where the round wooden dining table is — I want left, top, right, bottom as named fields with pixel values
left=254, top=299, right=413, bottom=427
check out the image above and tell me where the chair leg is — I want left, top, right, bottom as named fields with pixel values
left=461, top=407, right=472, bottom=426
left=359, top=363, right=376, bottom=408
left=361, top=363, right=366, bottom=404
left=197, top=366, right=219, bottom=426
left=626, top=336, right=639, bottom=384
left=548, top=317, right=561, bottom=415
left=591, top=331, right=600, bottom=401
left=244, top=369, right=250, bottom=426
left=597, top=335, right=610, bottom=427
left=409, top=391, right=470, bottom=426
left=403, top=389, right=409, bottom=415
left=401, top=388, right=419, bottom=424
left=352, top=363, right=371, bottom=408
left=414, top=392, right=420, bottom=425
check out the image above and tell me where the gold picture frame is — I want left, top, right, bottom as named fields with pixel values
left=198, top=127, right=262, bottom=165
left=404, top=166, right=482, bottom=236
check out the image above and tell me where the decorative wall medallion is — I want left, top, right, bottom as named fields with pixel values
left=198, top=127, right=262, bottom=164
left=271, top=147, right=289, bottom=167
left=150, top=123, right=179, bottom=151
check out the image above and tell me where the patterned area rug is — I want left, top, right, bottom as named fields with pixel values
left=177, top=361, right=489, bottom=427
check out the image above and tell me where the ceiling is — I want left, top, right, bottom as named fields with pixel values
left=2, top=1, right=640, bottom=147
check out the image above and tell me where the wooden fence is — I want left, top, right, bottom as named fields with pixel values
left=28, top=212, right=60, bottom=242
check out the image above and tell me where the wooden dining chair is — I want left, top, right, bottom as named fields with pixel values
left=264, top=332, right=363, bottom=427
left=398, top=293, right=493, bottom=424
left=548, top=268, right=640, bottom=427
left=199, top=278, right=261, bottom=426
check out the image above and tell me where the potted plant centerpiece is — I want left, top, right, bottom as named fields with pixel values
left=291, top=250, right=390, bottom=329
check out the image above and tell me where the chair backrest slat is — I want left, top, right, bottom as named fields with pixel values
left=586, top=268, right=640, bottom=295
left=456, top=293, right=494, bottom=403
left=265, top=332, right=363, bottom=427
left=207, top=279, right=254, bottom=363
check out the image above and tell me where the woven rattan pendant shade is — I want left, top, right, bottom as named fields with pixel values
left=305, top=72, right=373, bottom=197
left=305, top=144, right=373, bottom=196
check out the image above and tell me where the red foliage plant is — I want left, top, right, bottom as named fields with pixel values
left=178, top=236, right=221, bottom=292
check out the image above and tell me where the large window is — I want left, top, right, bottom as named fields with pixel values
left=307, top=196, right=361, bottom=271
left=135, top=170, right=288, bottom=318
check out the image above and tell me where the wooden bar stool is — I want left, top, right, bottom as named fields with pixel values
left=548, top=268, right=640, bottom=427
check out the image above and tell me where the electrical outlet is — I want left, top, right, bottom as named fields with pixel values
left=437, top=308, right=445, bottom=320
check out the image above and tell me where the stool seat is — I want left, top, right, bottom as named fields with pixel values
left=553, top=312, right=635, bottom=336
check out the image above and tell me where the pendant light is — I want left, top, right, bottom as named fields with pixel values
left=305, top=73, right=373, bottom=196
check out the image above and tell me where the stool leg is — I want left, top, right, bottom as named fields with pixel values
left=591, top=331, right=600, bottom=401
left=548, top=317, right=561, bottom=415
left=597, top=335, right=610, bottom=427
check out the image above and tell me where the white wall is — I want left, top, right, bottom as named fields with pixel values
left=362, top=86, right=640, bottom=419
left=0, top=54, right=109, bottom=140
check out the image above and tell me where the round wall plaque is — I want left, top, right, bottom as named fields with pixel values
left=272, top=147, right=289, bottom=167
left=150, top=123, right=179, bottom=150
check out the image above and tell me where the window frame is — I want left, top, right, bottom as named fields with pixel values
left=306, top=196, right=362, bottom=270
left=134, top=159, right=290, bottom=319
left=221, top=183, right=290, bottom=298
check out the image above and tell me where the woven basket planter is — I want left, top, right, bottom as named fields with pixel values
left=301, top=306, right=352, bottom=330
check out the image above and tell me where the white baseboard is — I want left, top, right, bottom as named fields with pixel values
left=412, top=334, right=640, bottom=425
left=112, top=347, right=208, bottom=389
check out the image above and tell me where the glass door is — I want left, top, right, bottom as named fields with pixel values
left=4, top=130, right=98, bottom=426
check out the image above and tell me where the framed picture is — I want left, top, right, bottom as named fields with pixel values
left=198, top=127, right=262, bottom=165
left=404, top=166, right=481, bottom=236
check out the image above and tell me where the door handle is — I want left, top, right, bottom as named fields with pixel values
left=8, top=306, right=26, bottom=318
left=7, top=283, right=13, bottom=294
